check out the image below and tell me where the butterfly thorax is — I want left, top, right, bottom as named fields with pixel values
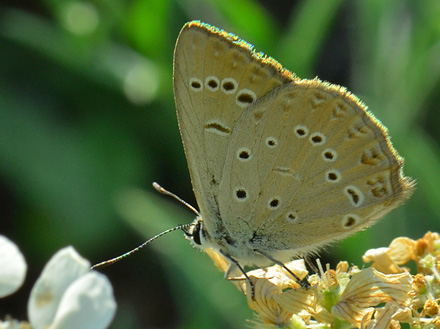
left=184, top=216, right=290, bottom=268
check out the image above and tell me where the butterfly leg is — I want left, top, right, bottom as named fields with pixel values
left=304, top=255, right=319, bottom=274
left=254, top=249, right=310, bottom=288
left=220, top=251, right=256, bottom=299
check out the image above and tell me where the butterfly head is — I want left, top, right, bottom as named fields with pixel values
left=183, top=217, right=209, bottom=249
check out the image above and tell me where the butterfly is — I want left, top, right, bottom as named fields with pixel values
left=172, top=21, right=414, bottom=284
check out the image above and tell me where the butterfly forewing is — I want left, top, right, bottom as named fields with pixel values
left=173, top=22, right=294, bottom=235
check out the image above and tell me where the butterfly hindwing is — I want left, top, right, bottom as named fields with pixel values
left=219, top=80, right=413, bottom=255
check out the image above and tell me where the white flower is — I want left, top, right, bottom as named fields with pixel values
left=28, top=246, right=116, bottom=329
left=0, top=235, right=27, bottom=298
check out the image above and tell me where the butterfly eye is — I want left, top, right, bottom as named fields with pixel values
left=190, top=221, right=203, bottom=245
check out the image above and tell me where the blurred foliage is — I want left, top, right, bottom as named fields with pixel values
left=0, top=0, right=439, bottom=328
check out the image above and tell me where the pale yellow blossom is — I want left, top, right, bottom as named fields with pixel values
left=361, top=302, right=401, bottom=329
left=362, top=237, right=416, bottom=274
left=332, top=268, right=411, bottom=326
left=204, top=232, right=440, bottom=329
left=245, top=276, right=294, bottom=325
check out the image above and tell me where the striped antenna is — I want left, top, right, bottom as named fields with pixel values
left=91, top=224, right=191, bottom=270
left=92, top=182, right=197, bottom=270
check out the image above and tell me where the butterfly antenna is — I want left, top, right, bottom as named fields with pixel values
left=91, top=223, right=192, bottom=270
left=92, top=183, right=198, bottom=271
left=153, top=182, right=200, bottom=216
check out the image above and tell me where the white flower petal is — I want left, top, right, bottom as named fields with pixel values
left=51, top=272, right=116, bottom=329
left=0, top=235, right=27, bottom=298
left=28, top=246, right=90, bottom=329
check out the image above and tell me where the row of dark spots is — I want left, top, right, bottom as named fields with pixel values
left=191, top=77, right=255, bottom=105
left=190, top=78, right=232, bottom=90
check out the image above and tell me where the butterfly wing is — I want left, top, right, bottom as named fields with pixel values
left=173, top=21, right=294, bottom=236
left=218, top=80, right=414, bottom=257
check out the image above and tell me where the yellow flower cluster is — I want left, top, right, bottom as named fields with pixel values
left=206, top=232, right=440, bottom=329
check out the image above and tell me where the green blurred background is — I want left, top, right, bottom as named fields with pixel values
left=0, top=0, right=439, bottom=328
